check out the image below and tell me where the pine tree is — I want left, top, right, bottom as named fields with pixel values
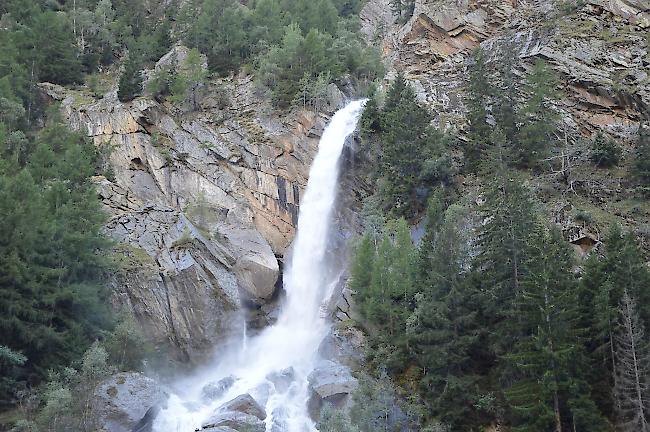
left=580, top=225, right=650, bottom=421
left=375, top=74, right=449, bottom=216
left=464, top=48, right=492, bottom=172
left=505, top=229, right=607, bottom=432
left=169, top=48, right=208, bottom=111
left=0, top=122, right=112, bottom=393
left=633, top=123, right=650, bottom=191
left=475, top=137, right=538, bottom=355
left=516, top=59, right=559, bottom=168
left=413, top=203, right=482, bottom=429
left=33, top=12, right=84, bottom=85
left=349, top=234, right=375, bottom=303
left=590, top=133, right=621, bottom=168
left=356, top=219, right=418, bottom=371
left=613, top=291, right=650, bottom=432
left=117, top=53, right=143, bottom=102
left=492, top=38, right=519, bottom=147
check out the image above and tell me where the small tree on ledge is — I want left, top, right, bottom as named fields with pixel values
left=117, top=53, right=144, bottom=102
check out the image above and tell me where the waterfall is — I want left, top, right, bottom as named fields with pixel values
left=154, top=100, right=366, bottom=432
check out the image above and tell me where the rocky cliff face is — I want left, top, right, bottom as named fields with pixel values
left=361, top=0, right=650, bottom=249
left=41, top=49, right=351, bottom=363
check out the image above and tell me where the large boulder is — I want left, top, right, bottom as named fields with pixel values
left=202, top=393, right=266, bottom=432
left=308, top=361, right=358, bottom=399
left=202, top=411, right=265, bottom=432
left=201, top=376, right=237, bottom=402
left=217, top=393, right=267, bottom=421
left=93, top=373, right=167, bottom=432
left=307, top=361, right=358, bottom=419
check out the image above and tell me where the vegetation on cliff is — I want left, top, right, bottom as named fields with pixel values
left=352, top=53, right=650, bottom=431
left=0, top=1, right=156, bottom=422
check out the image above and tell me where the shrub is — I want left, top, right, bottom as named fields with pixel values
left=590, top=133, right=621, bottom=167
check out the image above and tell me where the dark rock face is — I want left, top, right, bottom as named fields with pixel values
left=93, top=373, right=167, bottom=432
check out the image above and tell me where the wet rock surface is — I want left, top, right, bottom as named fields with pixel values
left=216, top=393, right=267, bottom=420
left=93, top=373, right=167, bottom=432
left=40, top=48, right=356, bottom=363
left=201, top=376, right=237, bottom=402
left=308, top=361, right=358, bottom=400
left=201, top=411, right=265, bottom=432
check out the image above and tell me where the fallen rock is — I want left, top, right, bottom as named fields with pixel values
left=308, top=361, right=358, bottom=399
left=93, top=373, right=167, bottom=432
left=202, top=411, right=265, bottom=432
left=217, top=393, right=266, bottom=420
left=201, top=376, right=237, bottom=402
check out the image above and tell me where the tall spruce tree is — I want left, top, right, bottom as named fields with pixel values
left=580, top=225, right=650, bottom=421
left=492, top=38, right=519, bottom=148
left=475, top=133, right=538, bottom=356
left=464, top=48, right=493, bottom=172
left=374, top=74, right=450, bottom=216
left=355, top=219, right=418, bottom=371
left=505, top=229, right=606, bottom=432
left=413, top=202, right=482, bottom=429
left=634, top=123, right=650, bottom=191
left=516, top=59, right=559, bottom=168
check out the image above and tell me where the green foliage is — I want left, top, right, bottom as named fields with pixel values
left=180, top=0, right=251, bottom=74
left=516, top=59, right=559, bottom=167
left=32, top=12, right=84, bottom=85
left=0, top=346, right=27, bottom=405
left=356, top=219, right=418, bottom=370
left=411, top=201, right=483, bottom=429
left=169, top=48, right=208, bottom=111
left=464, top=53, right=560, bottom=171
left=318, top=372, right=420, bottom=432
left=147, top=66, right=176, bottom=100
left=318, top=404, right=359, bottom=432
left=475, top=160, right=539, bottom=356
left=117, top=53, right=143, bottom=102
left=349, top=372, right=416, bottom=431
left=0, top=121, right=113, bottom=402
left=505, top=229, right=607, bottom=431
left=104, top=315, right=151, bottom=372
left=33, top=342, right=111, bottom=431
left=360, top=75, right=453, bottom=217
left=633, top=124, right=650, bottom=190
left=464, top=48, right=492, bottom=172
left=590, top=133, right=621, bottom=167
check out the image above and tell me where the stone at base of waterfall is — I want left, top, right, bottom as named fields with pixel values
left=200, top=427, right=238, bottom=432
left=201, top=411, right=265, bottom=432
left=308, top=361, right=358, bottom=399
left=266, top=366, right=296, bottom=393
left=307, top=361, right=358, bottom=420
left=93, top=372, right=167, bottom=432
left=202, top=376, right=237, bottom=401
left=218, top=393, right=267, bottom=420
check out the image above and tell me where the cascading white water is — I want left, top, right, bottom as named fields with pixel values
left=154, top=100, right=366, bottom=432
